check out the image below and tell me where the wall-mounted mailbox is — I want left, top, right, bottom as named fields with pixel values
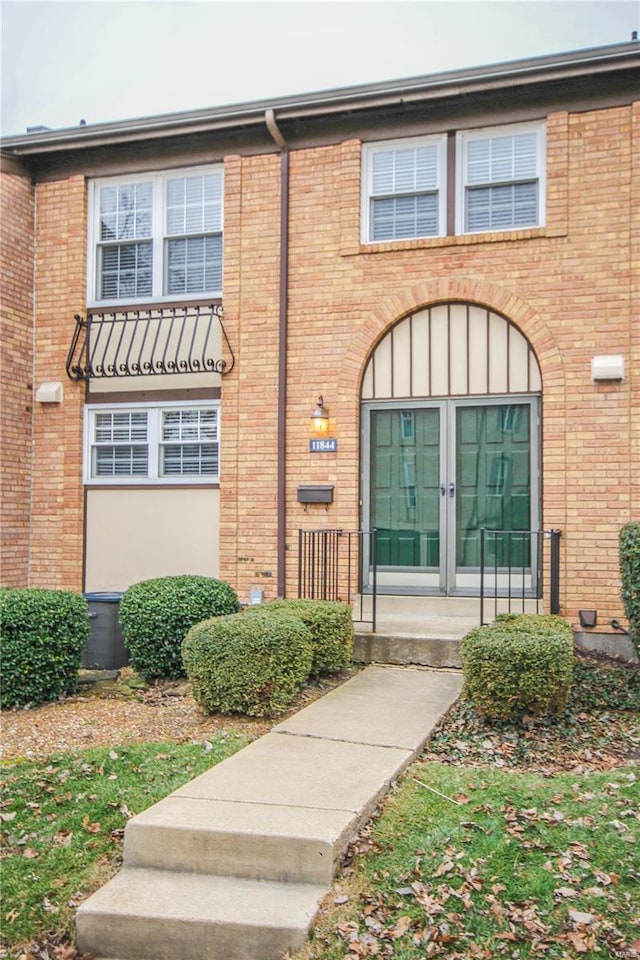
left=297, top=484, right=334, bottom=504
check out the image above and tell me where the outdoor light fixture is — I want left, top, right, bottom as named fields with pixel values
left=310, top=396, right=330, bottom=435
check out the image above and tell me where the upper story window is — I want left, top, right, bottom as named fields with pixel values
left=84, top=402, right=220, bottom=484
left=362, top=136, right=447, bottom=243
left=88, top=166, right=223, bottom=306
left=457, top=122, right=545, bottom=234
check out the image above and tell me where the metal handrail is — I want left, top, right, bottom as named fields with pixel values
left=480, top=528, right=561, bottom=624
left=297, top=528, right=378, bottom=631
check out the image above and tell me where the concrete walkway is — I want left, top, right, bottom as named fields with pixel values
left=76, top=665, right=462, bottom=960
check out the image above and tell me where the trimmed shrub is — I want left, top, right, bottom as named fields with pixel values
left=246, top=599, right=354, bottom=676
left=182, top=612, right=313, bottom=717
left=119, top=575, right=240, bottom=681
left=0, top=588, right=89, bottom=709
left=461, top=614, right=574, bottom=721
left=620, top=522, right=640, bottom=658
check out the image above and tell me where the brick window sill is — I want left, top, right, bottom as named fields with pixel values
left=341, top=225, right=567, bottom=257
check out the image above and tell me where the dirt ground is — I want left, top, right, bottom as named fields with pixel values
left=0, top=668, right=361, bottom=762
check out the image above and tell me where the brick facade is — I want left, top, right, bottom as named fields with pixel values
left=1, top=50, right=637, bottom=626
left=0, top=171, right=34, bottom=586
left=220, top=103, right=638, bottom=622
left=28, top=177, right=87, bottom=590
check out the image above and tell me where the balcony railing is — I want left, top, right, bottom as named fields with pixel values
left=66, top=303, right=234, bottom=381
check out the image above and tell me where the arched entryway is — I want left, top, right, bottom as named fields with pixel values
left=360, top=302, right=542, bottom=596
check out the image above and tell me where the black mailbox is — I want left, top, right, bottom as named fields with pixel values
left=297, top=485, right=334, bottom=504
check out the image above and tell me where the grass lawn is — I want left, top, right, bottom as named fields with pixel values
left=0, top=735, right=248, bottom=953
left=296, top=761, right=639, bottom=959
left=293, top=653, right=640, bottom=960
left=1, top=652, right=638, bottom=959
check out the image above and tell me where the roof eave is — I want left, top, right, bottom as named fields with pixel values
left=2, top=40, right=638, bottom=156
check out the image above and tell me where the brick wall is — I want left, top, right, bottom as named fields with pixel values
left=29, top=176, right=87, bottom=590
left=5, top=98, right=637, bottom=622
left=0, top=171, right=34, bottom=586
left=222, top=102, right=638, bottom=623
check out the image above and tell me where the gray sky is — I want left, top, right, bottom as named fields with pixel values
left=1, top=0, right=637, bottom=137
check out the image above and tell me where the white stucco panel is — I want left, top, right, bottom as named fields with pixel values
left=84, top=487, right=220, bottom=592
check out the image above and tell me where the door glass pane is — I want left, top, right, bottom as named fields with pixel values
left=370, top=408, right=440, bottom=568
left=456, top=403, right=531, bottom=568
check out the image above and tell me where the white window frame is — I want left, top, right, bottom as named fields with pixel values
left=87, top=165, right=223, bottom=307
left=83, top=400, right=220, bottom=485
left=455, top=121, right=546, bottom=235
left=361, top=135, right=447, bottom=244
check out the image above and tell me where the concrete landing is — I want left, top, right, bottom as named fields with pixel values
left=76, top=665, right=462, bottom=960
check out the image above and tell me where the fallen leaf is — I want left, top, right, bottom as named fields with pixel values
left=569, top=908, right=595, bottom=925
left=566, top=931, right=590, bottom=952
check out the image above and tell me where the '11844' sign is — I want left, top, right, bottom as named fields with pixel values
left=310, top=438, right=338, bottom=452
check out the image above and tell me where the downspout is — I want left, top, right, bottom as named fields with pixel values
left=265, top=109, right=289, bottom=597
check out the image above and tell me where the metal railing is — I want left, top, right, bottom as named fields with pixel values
left=479, top=528, right=561, bottom=625
left=297, top=528, right=378, bottom=631
left=66, top=304, right=234, bottom=381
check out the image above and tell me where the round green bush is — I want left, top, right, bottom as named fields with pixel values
left=119, top=575, right=240, bottom=681
left=0, top=588, right=89, bottom=709
left=246, top=599, right=354, bottom=676
left=182, top=612, right=313, bottom=717
left=461, top=614, right=574, bottom=721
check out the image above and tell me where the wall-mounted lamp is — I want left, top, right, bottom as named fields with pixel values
left=310, top=396, right=330, bottom=435
left=35, top=381, right=63, bottom=404
left=591, top=355, right=624, bottom=382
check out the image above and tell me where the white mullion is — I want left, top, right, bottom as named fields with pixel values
left=152, top=175, right=164, bottom=300
left=148, top=407, right=161, bottom=480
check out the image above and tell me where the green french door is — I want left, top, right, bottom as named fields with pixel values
left=364, top=398, right=539, bottom=594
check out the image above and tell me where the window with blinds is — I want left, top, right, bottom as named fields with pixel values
left=458, top=123, right=545, bottom=234
left=85, top=404, right=220, bottom=483
left=89, top=166, right=223, bottom=306
left=363, top=136, right=446, bottom=242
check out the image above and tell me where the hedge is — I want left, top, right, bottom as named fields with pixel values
left=461, top=613, right=574, bottom=721
left=119, top=575, right=240, bottom=681
left=1, top=588, right=89, bottom=709
left=182, top=612, right=313, bottom=717
left=246, top=599, right=354, bottom=676
left=620, top=522, right=640, bottom=659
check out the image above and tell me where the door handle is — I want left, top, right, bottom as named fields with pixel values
left=449, top=482, right=455, bottom=497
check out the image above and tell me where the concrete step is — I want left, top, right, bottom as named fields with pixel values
left=355, top=594, right=543, bottom=618
left=76, top=867, right=326, bottom=960
left=76, top=666, right=463, bottom=960
left=354, top=632, right=464, bottom=668
left=124, top=796, right=354, bottom=884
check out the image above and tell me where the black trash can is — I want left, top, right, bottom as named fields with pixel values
left=83, top=592, right=129, bottom=669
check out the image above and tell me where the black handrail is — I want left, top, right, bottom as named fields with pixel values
left=479, top=528, right=561, bottom=625
left=297, top=528, right=378, bottom=631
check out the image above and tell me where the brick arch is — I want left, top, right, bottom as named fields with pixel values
left=337, top=278, right=564, bottom=403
